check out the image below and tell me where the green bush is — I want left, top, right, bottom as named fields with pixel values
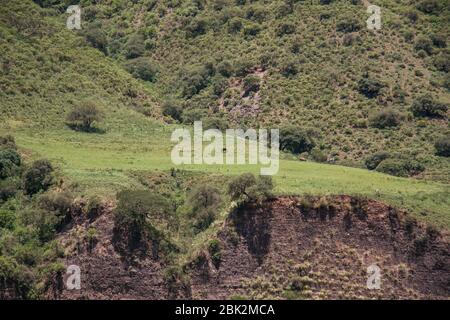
left=162, top=99, right=183, bottom=121
left=66, top=101, right=104, bottom=131
left=414, top=36, right=433, bottom=55
left=0, top=159, right=15, bottom=180
left=280, top=126, right=315, bottom=154
left=430, top=33, right=447, bottom=48
left=376, top=158, right=425, bottom=177
left=187, top=184, right=222, bottom=231
left=123, top=57, right=158, bottom=82
left=276, top=22, right=296, bottom=37
left=227, top=173, right=273, bottom=203
left=433, top=54, right=450, bottom=72
left=435, top=135, right=450, bottom=157
left=0, top=209, right=15, bottom=230
left=83, top=25, right=107, bottom=54
left=416, top=0, right=441, bottom=14
left=280, top=58, right=299, bottom=77
left=180, top=65, right=210, bottom=97
left=369, top=109, right=403, bottom=129
left=217, top=60, right=234, bottom=77
left=365, top=152, right=391, bottom=170
left=0, top=178, right=19, bottom=202
left=0, top=135, right=16, bottom=150
left=23, top=159, right=54, bottom=195
left=411, top=94, right=448, bottom=118
left=0, top=149, right=21, bottom=167
left=336, top=16, right=362, bottom=33
left=124, top=34, right=145, bottom=59
left=86, top=196, right=103, bottom=220
left=186, top=17, right=208, bottom=37
left=208, top=239, right=221, bottom=267
left=358, top=77, right=384, bottom=98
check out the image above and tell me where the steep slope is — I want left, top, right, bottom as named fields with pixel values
left=0, top=0, right=159, bottom=130
left=50, top=196, right=449, bottom=300
left=189, top=196, right=449, bottom=299
left=32, top=0, right=450, bottom=180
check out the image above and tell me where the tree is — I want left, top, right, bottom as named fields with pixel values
left=66, top=102, right=103, bottom=131
left=227, top=173, right=273, bottom=203
left=23, top=159, right=54, bottom=195
left=187, top=185, right=222, bottom=231
left=113, top=190, right=172, bottom=251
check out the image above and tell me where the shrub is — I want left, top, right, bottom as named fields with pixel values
left=180, top=65, right=210, bottom=97
left=66, top=101, right=103, bottom=131
left=310, top=148, right=327, bottom=163
left=435, top=135, right=450, bottom=157
left=23, top=159, right=54, bottom=195
left=430, top=33, right=447, bottom=48
left=86, top=196, right=103, bottom=220
left=416, top=0, right=441, bottom=14
left=83, top=26, right=107, bottom=54
left=280, top=58, right=299, bottom=77
left=411, top=94, right=448, bottom=118
left=242, top=75, right=260, bottom=96
left=0, top=178, right=19, bottom=202
left=280, top=126, right=315, bottom=154
left=217, top=60, right=234, bottom=77
left=0, top=135, right=16, bottom=150
left=186, top=17, right=208, bottom=37
left=124, top=34, right=145, bottom=59
left=336, top=16, right=362, bottom=33
left=0, top=209, right=15, bottom=230
left=208, top=239, right=221, bottom=267
left=227, top=173, right=273, bottom=203
left=414, top=36, right=433, bottom=55
left=365, top=152, right=391, bottom=170
left=187, top=184, right=222, bottom=212
left=243, top=22, right=261, bottom=37
left=0, top=149, right=21, bottom=167
left=123, top=57, right=158, bottom=82
left=38, top=191, right=73, bottom=218
left=0, top=159, right=15, bottom=180
left=358, top=77, right=383, bottom=98
left=202, top=117, right=229, bottom=131
left=376, top=158, right=425, bottom=177
left=433, top=54, right=450, bottom=72
left=276, top=22, right=296, bottom=37
left=228, top=17, right=243, bottom=33
left=369, top=109, right=403, bottom=129
left=162, top=99, right=183, bottom=121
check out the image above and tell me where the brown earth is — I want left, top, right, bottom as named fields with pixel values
left=50, top=196, right=449, bottom=300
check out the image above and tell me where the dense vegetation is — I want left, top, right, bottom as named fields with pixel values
left=0, top=0, right=449, bottom=299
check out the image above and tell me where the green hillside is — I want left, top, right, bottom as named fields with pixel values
left=0, top=0, right=449, bottom=299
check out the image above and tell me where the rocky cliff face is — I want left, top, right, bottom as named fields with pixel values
left=51, top=196, right=449, bottom=300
